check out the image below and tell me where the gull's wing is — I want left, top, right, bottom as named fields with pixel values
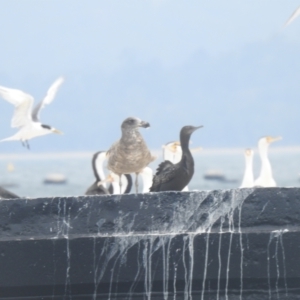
left=284, top=6, right=300, bottom=27
left=32, top=76, right=64, bottom=122
left=0, top=86, right=34, bottom=128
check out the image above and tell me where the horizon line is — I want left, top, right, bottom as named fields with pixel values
left=1, top=145, right=300, bottom=160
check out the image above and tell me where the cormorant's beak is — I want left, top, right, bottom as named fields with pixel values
left=192, top=125, right=203, bottom=132
left=139, top=121, right=150, bottom=128
left=52, top=129, right=63, bottom=135
left=267, top=136, right=282, bottom=144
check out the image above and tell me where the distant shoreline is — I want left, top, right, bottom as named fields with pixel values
left=0, top=146, right=300, bottom=160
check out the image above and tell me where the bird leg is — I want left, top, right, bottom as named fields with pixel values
left=21, top=141, right=25, bottom=148
left=25, top=140, right=30, bottom=150
left=135, top=173, right=139, bottom=194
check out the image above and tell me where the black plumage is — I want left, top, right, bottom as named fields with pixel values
left=85, top=182, right=109, bottom=196
left=85, top=151, right=109, bottom=195
left=0, top=186, right=19, bottom=199
left=150, top=125, right=202, bottom=192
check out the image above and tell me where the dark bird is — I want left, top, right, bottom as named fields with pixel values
left=150, top=125, right=203, bottom=192
left=0, top=186, right=19, bottom=199
left=85, top=151, right=133, bottom=195
left=107, top=117, right=155, bottom=193
left=85, top=151, right=110, bottom=195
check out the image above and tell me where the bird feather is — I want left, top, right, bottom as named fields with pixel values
left=0, top=86, right=34, bottom=128
left=32, top=77, right=64, bottom=122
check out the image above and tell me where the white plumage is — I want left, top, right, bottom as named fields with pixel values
left=284, top=6, right=300, bottom=27
left=140, top=167, right=153, bottom=193
left=0, top=77, right=64, bottom=147
left=254, top=136, right=281, bottom=187
left=240, top=148, right=254, bottom=188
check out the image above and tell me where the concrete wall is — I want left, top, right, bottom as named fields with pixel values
left=0, top=188, right=299, bottom=299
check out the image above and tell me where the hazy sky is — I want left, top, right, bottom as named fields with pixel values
left=0, top=1, right=300, bottom=153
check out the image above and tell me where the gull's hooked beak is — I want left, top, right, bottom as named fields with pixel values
left=97, top=174, right=114, bottom=187
left=52, top=129, right=63, bottom=135
left=266, top=136, right=282, bottom=144
left=139, top=121, right=150, bottom=128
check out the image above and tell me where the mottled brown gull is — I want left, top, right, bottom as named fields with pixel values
left=107, top=117, right=155, bottom=193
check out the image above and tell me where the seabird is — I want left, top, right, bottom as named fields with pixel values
left=85, top=151, right=110, bottom=195
left=0, top=77, right=64, bottom=149
left=162, top=141, right=202, bottom=191
left=284, top=6, right=300, bottom=27
left=107, top=117, right=155, bottom=193
left=240, top=148, right=254, bottom=188
left=254, top=136, right=281, bottom=187
left=140, top=167, right=153, bottom=193
left=150, top=125, right=203, bottom=192
left=85, top=151, right=132, bottom=195
left=0, top=186, right=19, bottom=199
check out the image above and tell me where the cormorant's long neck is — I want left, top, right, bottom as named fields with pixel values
left=124, top=174, right=132, bottom=194
left=242, top=156, right=254, bottom=186
left=259, top=144, right=273, bottom=178
left=180, top=131, right=192, bottom=153
left=179, top=132, right=194, bottom=169
left=245, top=156, right=254, bottom=181
left=92, top=154, right=106, bottom=187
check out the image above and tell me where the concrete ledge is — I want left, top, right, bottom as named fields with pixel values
left=0, top=188, right=299, bottom=299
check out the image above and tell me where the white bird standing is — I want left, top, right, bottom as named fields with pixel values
left=240, top=148, right=254, bottom=188
left=140, top=166, right=153, bottom=193
left=284, top=6, right=300, bottom=28
left=0, top=77, right=64, bottom=149
left=254, top=136, right=282, bottom=187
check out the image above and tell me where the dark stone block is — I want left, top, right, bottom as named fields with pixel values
left=0, top=188, right=299, bottom=299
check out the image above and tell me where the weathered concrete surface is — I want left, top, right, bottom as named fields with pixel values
left=0, top=188, right=299, bottom=299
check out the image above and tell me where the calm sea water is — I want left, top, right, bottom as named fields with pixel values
left=0, top=148, right=299, bottom=198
